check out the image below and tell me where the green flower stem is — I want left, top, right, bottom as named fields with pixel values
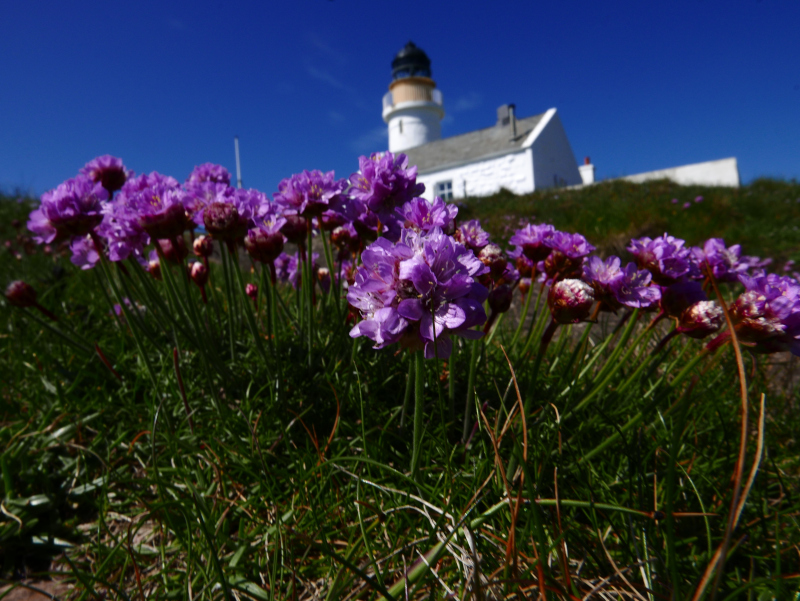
left=583, top=309, right=640, bottom=386
left=508, top=285, right=534, bottom=351
left=96, top=254, right=159, bottom=390
left=219, top=244, right=237, bottom=361
left=231, top=253, right=271, bottom=373
left=580, top=347, right=710, bottom=463
left=157, top=249, right=230, bottom=382
left=522, top=319, right=558, bottom=417
left=399, top=355, right=415, bottom=430
left=92, top=268, right=124, bottom=329
left=320, top=229, right=341, bottom=320
left=568, top=309, right=642, bottom=415
left=259, top=264, right=272, bottom=345
left=556, top=320, right=595, bottom=387
left=665, top=386, right=693, bottom=598
left=448, top=339, right=457, bottom=423
left=114, top=265, right=162, bottom=346
left=19, top=307, right=93, bottom=356
left=517, top=286, right=551, bottom=360
left=306, top=224, right=314, bottom=368
left=410, top=351, right=425, bottom=482
left=461, top=337, right=481, bottom=443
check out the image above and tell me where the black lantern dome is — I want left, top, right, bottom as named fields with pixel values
left=391, top=41, right=432, bottom=80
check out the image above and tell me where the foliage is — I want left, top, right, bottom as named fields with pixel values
left=1, top=180, right=800, bottom=600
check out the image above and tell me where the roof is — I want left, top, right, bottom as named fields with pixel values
left=404, top=113, right=545, bottom=174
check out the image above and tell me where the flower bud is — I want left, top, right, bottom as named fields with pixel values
left=147, top=256, right=162, bottom=280
left=515, top=256, right=534, bottom=278
left=547, top=279, right=595, bottom=324
left=190, top=261, right=208, bottom=288
left=488, top=284, right=513, bottom=315
left=139, top=203, right=188, bottom=240
left=331, top=225, right=358, bottom=252
left=281, top=215, right=308, bottom=244
left=320, top=211, right=346, bottom=231
left=318, top=267, right=332, bottom=293
left=5, top=280, right=37, bottom=308
left=522, top=242, right=551, bottom=263
left=518, top=277, right=531, bottom=298
left=543, top=250, right=581, bottom=281
left=204, top=202, right=248, bottom=243
left=478, top=244, right=507, bottom=281
left=245, top=283, right=258, bottom=300
left=193, top=235, right=214, bottom=259
left=677, top=301, right=724, bottom=339
left=244, top=228, right=284, bottom=264
left=157, top=236, right=188, bottom=264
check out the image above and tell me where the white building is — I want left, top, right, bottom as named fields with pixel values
left=379, top=42, right=739, bottom=199
left=381, top=42, right=583, bottom=201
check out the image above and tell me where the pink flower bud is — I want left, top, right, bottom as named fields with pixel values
left=244, top=229, right=284, bottom=264
left=190, top=262, right=208, bottom=288
left=193, top=235, right=213, bottom=259
left=677, top=301, right=724, bottom=339
left=488, top=284, right=513, bottom=315
left=280, top=215, right=308, bottom=245
left=518, top=277, right=531, bottom=297
left=478, top=244, right=507, bottom=281
left=548, top=279, right=595, bottom=324
left=317, top=267, right=331, bottom=293
left=147, top=256, right=162, bottom=281
left=204, top=202, right=248, bottom=243
left=5, top=280, right=37, bottom=308
left=245, top=283, right=258, bottom=300
left=157, top=236, right=188, bottom=264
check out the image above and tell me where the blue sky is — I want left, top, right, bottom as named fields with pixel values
left=1, top=1, right=798, bottom=197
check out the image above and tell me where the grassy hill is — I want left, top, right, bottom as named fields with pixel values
left=458, top=178, right=800, bottom=263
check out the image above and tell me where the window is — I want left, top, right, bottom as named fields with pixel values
left=435, top=180, right=453, bottom=201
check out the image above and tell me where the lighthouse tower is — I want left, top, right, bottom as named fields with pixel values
left=382, top=42, right=444, bottom=153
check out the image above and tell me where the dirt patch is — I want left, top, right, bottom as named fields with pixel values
left=0, top=580, right=71, bottom=601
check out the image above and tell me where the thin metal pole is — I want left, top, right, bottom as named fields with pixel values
left=234, top=136, right=243, bottom=189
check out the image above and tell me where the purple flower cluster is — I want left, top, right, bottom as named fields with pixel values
left=349, top=153, right=425, bottom=220
left=187, top=163, right=231, bottom=186
left=691, top=238, right=750, bottom=282
left=397, top=196, right=457, bottom=234
left=508, top=223, right=595, bottom=283
left=454, top=219, right=491, bottom=252
left=347, top=227, right=488, bottom=359
left=582, top=256, right=661, bottom=311
left=28, top=176, right=109, bottom=245
left=80, top=155, right=131, bottom=195
left=728, top=273, right=800, bottom=354
left=274, top=170, right=347, bottom=217
left=628, top=234, right=701, bottom=285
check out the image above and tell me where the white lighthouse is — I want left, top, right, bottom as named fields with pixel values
left=382, top=42, right=444, bottom=153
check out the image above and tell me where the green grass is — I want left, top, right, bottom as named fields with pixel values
left=1, top=183, right=800, bottom=599
left=459, top=178, right=800, bottom=262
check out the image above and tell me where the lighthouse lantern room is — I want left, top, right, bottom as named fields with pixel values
left=382, top=42, right=445, bottom=153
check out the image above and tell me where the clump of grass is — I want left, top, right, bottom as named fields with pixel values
left=1, top=182, right=800, bottom=600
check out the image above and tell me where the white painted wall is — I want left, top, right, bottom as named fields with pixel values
left=527, top=109, right=582, bottom=189
left=620, top=157, right=740, bottom=187
left=385, top=101, right=444, bottom=153
left=415, top=149, right=534, bottom=201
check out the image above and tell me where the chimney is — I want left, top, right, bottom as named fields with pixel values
left=509, top=103, right=517, bottom=138
left=496, top=104, right=510, bottom=127
left=579, top=156, right=596, bottom=185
